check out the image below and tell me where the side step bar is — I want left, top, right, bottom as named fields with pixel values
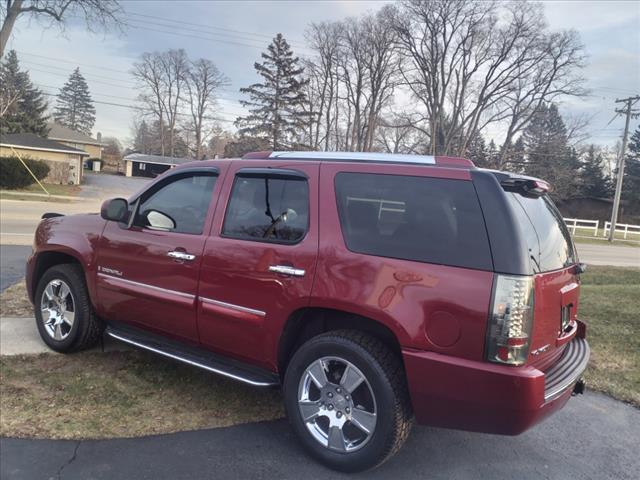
left=106, top=324, right=280, bottom=388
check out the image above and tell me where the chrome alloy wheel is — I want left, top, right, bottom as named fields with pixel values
left=40, top=279, right=75, bottom=341
left=298, top=356, right=377, bottom=453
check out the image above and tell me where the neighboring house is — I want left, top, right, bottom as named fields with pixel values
left=0, top=133, right=88, bottom=185
left=47, top=122, right=104, bottom=160
left=123, top=153, right=194, bottom=178
left=558, top=197, right=639, bottom=225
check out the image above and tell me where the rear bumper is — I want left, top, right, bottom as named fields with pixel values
left=403, top=331, right=590, bottom=435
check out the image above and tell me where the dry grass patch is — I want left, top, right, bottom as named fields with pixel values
left=0, top=350, right=283, bottom=439
left=0, top=281, right=32, bottom=317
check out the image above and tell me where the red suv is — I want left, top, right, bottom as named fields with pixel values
left=26, top=151, right=589, bottom=472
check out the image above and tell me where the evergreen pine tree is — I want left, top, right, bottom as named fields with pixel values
left=53, top=68, right=96, bottom=135
left=236, top=34, right=310, bottom=149
left=521, top=103, right=578, bottom=200
left=467, top=131, right=488, bottom=167
left=486, top=139, right=499, bottom=169
left=0, top=50, right=48, bottom=135
left=580, top=145, right=612, bottom=198
left=622, top=126, right=640, bottom=207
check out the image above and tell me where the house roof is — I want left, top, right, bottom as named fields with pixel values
left=1, top=133, right=90, bottom=156
left=123, top=153, right=193, bottom=166
left=47, top=122, right=103, bottom=146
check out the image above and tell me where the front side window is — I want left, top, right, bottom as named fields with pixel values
left=133, top=172, right=217, bottom=235
left=334, top=172, right=492, bottom=270
left=222, top=174, right=309, bottom=243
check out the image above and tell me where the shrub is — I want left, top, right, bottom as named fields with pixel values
left=0, top=156, right=50, bottom=189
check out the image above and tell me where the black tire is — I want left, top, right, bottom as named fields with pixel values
left=283, top=330, right=413, bottom=472
left=34, top=263, right=104, bottom=353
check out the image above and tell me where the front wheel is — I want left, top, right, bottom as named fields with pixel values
left=283, top=330, right=413, bottom=472
left=34, top=264, right=104, bottom=353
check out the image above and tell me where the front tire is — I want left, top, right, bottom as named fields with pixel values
left=283, top=330, right=413, bottom=472
left=34, top=264, right=103, bottom=353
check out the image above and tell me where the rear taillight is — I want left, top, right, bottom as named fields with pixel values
left=485, top=275, right=534, bottom=366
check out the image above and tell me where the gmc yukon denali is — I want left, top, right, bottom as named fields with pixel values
left=26, top=151, right=590, bottom=472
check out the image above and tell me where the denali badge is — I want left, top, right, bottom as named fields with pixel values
left=531, top=344, right=550, bottom=356
left=98, top=266, right=123, bottom=277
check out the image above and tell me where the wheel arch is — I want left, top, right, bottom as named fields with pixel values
left=277, top=307, right=404, bottom=377
left=30, top=249, right=89, bottom=304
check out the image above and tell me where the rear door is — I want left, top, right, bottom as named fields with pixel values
left=196, top=160, right=319, bottom=369
left=506, top=193, right=580, bottom=367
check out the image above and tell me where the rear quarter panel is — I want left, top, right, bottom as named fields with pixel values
left=313, top=163, right=494, bottom=360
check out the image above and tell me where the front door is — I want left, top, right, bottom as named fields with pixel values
left=197, top=161, right=319, bottom=369
left=95, top=167, right=223, bottom=343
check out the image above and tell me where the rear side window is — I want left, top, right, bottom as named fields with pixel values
left=506, top=193, right=576, bottom=272
left=334, top=173, right=492, bottom=270
left=222, top=175, right=309, bottom=243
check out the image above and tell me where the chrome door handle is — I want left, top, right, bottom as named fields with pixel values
left=168, top=251, right=196, bottom=261
left=268, top=265, right=305, bottom=277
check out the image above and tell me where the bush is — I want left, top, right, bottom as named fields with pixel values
left=0, top=156, right=50, bottom=189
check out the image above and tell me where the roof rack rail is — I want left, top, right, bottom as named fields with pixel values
left=242, top=151, right=475, bottom=168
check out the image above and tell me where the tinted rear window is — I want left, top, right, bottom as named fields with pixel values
left=334, top=173, right=492, bottom=270
left=506, top=193, right=576, bottom=272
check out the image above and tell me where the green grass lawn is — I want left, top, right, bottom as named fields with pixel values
left=22, top=183, right=81, bottom=196
left=579, top=266, right=640, bottom=406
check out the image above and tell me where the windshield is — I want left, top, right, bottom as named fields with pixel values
left=506, top=193, right=576, bottom=273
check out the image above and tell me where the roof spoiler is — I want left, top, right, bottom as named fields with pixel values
left=481, top=169, right=551, bottom=197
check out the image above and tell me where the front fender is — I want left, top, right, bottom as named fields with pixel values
left=28, top=214, right=106, bottom=307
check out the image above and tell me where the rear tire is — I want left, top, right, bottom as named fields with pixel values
left=283, top=330, right=413, bottom=472
left=34, top=264, right=103, bottom=353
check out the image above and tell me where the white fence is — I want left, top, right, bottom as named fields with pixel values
left=563, top=218, right=599, bottom=236
left=603, top=221, right=640, bottom=239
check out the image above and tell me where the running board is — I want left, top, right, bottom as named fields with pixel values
left=105, top=324, right=280, bottom=388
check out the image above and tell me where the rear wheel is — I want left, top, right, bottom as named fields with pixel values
left=283, top=330, right=412, bottom=472
left=34, top=264, right=103, bottom=352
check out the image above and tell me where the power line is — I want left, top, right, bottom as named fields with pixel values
left=127, top=11, right=307, bottom=48
left=16, top=51, right=240, bottom=95
left=38, top=91, right=237, bottom=124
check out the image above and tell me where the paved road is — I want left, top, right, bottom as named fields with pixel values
left=0, top=245, right=31, bottom=291
left=1, top=391, right=638, bottom=480
left=79, top=172, right=150, bottom=200
left=576, top=242, right=639, bottom=267
left=0, top=174, right=150, bottom=245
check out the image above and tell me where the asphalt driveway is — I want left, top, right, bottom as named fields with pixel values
left=0, top=245, right=31, bottom=291
left=1, top=391, right=638, bottom=480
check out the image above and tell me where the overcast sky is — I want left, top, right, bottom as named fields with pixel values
left=5, top=0, right=639, bottom=147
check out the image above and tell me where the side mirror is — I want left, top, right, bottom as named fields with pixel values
left=101, top=198, right=128, bottom=222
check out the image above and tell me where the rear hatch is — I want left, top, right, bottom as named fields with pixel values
left=505, top=192, right=580, bottom=369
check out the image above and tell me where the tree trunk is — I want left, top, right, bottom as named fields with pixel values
left=0, top=0, right=23, bottom=58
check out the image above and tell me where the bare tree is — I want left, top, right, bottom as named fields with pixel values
left=132, top=49, right=190, bottom=157
left=160, top=49, right=189, bottom=157
left=185, top=58, right=228, bottom=159
left=304, top=21, right=341, bottom=150
left=305, top=8, right=400, bottom=152
left=389, top=0, right=586, bottom=157
left=0, top=0, right=123, bottom=57
left=132, top=52, right=168, bottom=155
left=375, top=114, right=425, bottom=154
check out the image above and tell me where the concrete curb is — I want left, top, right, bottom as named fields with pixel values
left=0, top=190, right=81, bottom=201
left=0, top=317, right=129, bottom=355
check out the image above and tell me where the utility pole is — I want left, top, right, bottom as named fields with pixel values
left=608, top=95, right=640, bottom=242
